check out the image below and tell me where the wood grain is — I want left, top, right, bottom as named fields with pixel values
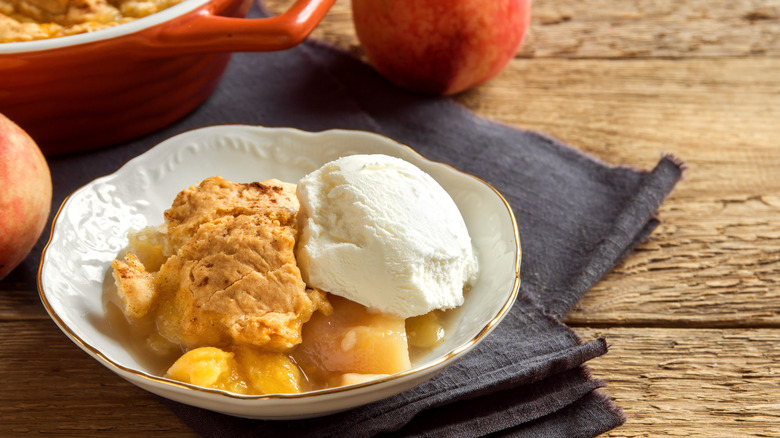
left=456, top=58, right=780, bottom=177
left=566, top=195, right=780, bottom=327
left=0, top=283, right=48, bottom=320
left=574, top=327, right=780, bottom=437
left=0, top=320, right=195, bottom=437
left=523, top=0, right=780, bottom=58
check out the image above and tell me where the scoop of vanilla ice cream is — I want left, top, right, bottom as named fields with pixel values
left=295, top=154, right=478, bottom=318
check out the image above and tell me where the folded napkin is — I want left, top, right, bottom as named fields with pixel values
left=19, top=8, right=683, bottom=437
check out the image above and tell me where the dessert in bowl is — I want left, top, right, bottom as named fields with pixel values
left=0, top=0, right=335, bottom=155
left=38, top=126, right=521, bottom=419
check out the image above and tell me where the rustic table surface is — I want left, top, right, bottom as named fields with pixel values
left=2, top=0, right=778, bottom=436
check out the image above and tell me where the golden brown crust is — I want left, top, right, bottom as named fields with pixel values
left=0, top=0, right=181, bottom=42
left=164, top=176, right=299, bottom=254
left=115, top=176, right=328, bottom=353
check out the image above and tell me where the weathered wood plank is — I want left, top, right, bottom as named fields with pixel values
left=573, top=327, right=780, bottom=437
left=0, top=320, right=195, bottom=437
left=523, top=0, right=780, bottom=58
left=0, top=283, right=50, bottom=320
left=265, top=0, right=780, bottom=58
left=456, top=57, right=780, bottom=182
left=567, top=195, right=780, bottom=327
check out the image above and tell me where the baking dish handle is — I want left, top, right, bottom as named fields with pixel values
left=149, top=0, right=337, bottom=53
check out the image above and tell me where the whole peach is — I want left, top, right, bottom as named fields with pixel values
left=352, top=0, right=532, bottom=95
left=0, top=113, right=52, bottom=280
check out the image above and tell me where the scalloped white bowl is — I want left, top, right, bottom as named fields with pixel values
left=38, top=125, right=520, bottom=419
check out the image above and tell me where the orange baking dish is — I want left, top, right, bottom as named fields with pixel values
left=0, top=0, right=335, bottom=155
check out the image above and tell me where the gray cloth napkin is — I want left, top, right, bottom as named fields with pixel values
left=15, top=19, right=682, bottom=437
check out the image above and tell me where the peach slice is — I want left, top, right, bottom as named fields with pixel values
left=295, top=295, right=411, bottom=379
left=165, top=347, right=248, bottom=394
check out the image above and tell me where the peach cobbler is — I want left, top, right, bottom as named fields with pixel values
left=0, top=0, right=182, bottom=42
left=109, top=176, right=453, bottom=394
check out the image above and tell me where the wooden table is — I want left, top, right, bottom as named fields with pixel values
left=2, top=0, right=778, bottom=436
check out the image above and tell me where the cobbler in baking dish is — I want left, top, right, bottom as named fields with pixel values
left=0, top=0, right=181, bottom=42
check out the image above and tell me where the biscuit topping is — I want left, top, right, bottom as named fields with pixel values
left=112, top=176, right=329, bottom=353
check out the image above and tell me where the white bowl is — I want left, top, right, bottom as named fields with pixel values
left=38, top=125, right=521, bottom=419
